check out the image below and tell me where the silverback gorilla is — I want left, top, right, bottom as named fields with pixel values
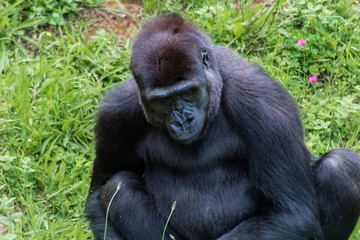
left=86, top=14, right=360, bottom=240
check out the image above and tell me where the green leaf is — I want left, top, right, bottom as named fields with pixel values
left=0, top=41, right=10, bottom=73
left=217, top=20, right=222, bottom=38
left=14, top=17, right=42, bottom=30
left=233, top=24, right=244, bottom=39
left=277, top=28, right=290, bottom=37
left=336, top=119, right=345, bottom=127
left=250, top=4, right=264, bottom=17
left=0, top=0, right=26, bottom=18
left=203, top=21, right=212, bottom=32
left=0, top=17, right=10, bottom=32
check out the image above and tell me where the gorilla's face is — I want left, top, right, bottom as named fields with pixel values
left=132, top=45, right=215, bottom=144
left=142, top=79, right=209, bottom=144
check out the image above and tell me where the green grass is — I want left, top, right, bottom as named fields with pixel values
left=0, top=17, right=131, bottom=239
left=0, top=0, right=359, bottom=239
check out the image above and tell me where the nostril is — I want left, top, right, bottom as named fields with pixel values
left=184, top=112, right=194, bottom=118
left=186, top=118, right=193, bottom=124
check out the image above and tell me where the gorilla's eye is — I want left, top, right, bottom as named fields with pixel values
left=181, top=90, right=195, bottom=101
left=183, top=90, right=193, bottom=96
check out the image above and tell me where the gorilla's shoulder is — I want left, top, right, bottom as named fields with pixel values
left=213, top=46, right=266, bottom=85
left=103, top=78, right=139, bottom=103
left=98, top=78, right=144, bottom=121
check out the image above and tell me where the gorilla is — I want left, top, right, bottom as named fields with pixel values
left=86, top=14, right=360, bottom=240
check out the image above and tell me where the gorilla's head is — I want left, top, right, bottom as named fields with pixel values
left=129, top=14, right=223, bottom=144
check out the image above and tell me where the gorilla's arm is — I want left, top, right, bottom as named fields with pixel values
left=89, top=79, right=146, bottom=190
left=219, top=48, right=322, bottom=239
left=86, top=79, right=183, bottom=240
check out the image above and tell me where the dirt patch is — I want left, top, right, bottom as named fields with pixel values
left=82, top=0, right=144, bottom=43
left=0, top=214, right=21, bottom=236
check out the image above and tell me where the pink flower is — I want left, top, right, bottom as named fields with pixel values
left=290, top=15, right=294, bottom=19
left=297, top=39, right=307, bottom=46
left=145, top=20, right=150, bottom=23
left=309, top=75, right=318, bottom=84
left=126, top=21, right=130, bottom=26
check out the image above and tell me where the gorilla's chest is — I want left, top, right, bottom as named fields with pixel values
left=137, top=120, right=257, bottom=238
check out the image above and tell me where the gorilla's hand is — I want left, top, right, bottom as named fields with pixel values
left=95, top=171, right=184, bottom=240
left=99, top=171, right=144, bottom=213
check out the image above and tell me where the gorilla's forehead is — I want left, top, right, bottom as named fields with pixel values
left=137, top=58, right=202, bottom=90
left=131, top=32, right=204, bottom=89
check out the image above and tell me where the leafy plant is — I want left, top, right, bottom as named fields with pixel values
left=187, top=0, right=287, bottom=53
left=23, top=0, right=100, bottom=25
left=265, top=0, right=360, bottom=81
left=0, top=0, right=39, bottom=72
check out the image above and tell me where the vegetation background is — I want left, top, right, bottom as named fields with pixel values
left=0, top=0, right=359, bottom=239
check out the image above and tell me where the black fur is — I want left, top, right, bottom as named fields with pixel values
left=86, top=14, right=360, bottom=240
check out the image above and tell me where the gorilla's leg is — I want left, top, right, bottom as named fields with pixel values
left=312, top=148, right=360, bottom=240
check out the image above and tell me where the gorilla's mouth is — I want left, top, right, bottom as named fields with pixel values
left=167, top=120, right=204, bottom=144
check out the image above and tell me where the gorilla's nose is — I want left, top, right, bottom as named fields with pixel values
left=170, top=115, right=194, bottom=131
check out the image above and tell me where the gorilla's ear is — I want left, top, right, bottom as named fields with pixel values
left=201, top=50, right=210, bottom=69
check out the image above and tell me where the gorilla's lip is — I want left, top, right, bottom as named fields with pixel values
left=168, top=125, right=204, bottom=144
left=167, top=115, right=208, bottom=144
